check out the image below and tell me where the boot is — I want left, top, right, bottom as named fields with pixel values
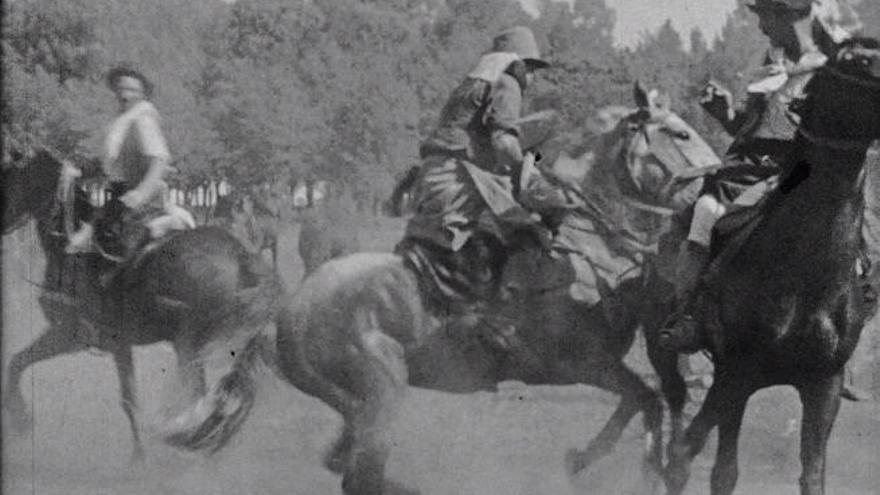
left=65, top=222, right=95, bottom=254
left=660, top=241, right=710, bottom=352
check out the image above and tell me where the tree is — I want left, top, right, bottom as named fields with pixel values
left=3, top=0, right=226, bottom=178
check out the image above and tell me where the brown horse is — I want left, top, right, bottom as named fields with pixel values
left=659, top=40, right=880, bottom=495
left=2, top=149, right=282, bottom=462
left=160, top=86, right=721, bottom=495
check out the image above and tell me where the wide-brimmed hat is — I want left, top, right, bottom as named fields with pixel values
left=748, top=0, right=862, bottom=43
left=105, top=64, right=154, bottom=98
left=747, top=0, right=813, bottom=13
left=491, top=26, right=550, bottom=69
left=747, top=0, right=812, bottom=13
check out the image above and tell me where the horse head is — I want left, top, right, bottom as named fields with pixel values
left=2, top=148, right=66, bottom=235
left=609, top=82, right=721, bottom=211
left=539, top=82, right=721, bottom=216
left=800, top=38, right=880, bottom=148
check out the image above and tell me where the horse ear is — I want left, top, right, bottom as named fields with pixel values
left=633, top=80, right=650, bottom=109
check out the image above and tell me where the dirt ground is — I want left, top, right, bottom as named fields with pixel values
left=3, top=218, right=879, bottom=495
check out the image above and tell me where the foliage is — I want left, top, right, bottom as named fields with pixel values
left=6, top=0, right=870, bottom=209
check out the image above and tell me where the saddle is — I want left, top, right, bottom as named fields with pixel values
left=702, top=177, right=781, bottom=285
left=60, top=182, right=196, bottom=288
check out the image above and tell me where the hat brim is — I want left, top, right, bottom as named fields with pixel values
left=105, top=67, right=154, bottom=97
left=524, top=58, right=551, bottom=69
left=746, top=1, right=809, bottom=13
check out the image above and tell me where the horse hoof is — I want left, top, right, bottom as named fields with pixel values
left=639, top=460, right=666, bottom=495
left=564, top=449, right=589, bottom=476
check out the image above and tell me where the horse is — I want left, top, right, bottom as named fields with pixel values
left=296, top=195, right=360, bottom=278
left=160, top=83, right=720, bottom=495
left=1, top=149, right=283, bottom=462
left=212, top=190, right=281, bottom=268
left=657, top=40, right=880, bottom=495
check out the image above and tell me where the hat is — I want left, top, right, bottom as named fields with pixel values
left=492, top=26, right=550, bottom=69
left=747, top=0, right=812, bottom=13
left=105, top=64, right=154, bottom=98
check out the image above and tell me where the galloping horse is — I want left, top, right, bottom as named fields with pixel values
left=660, top=40, right=880, bottom=495
left=2, top=149, right=282, bottom=461
left=161, top=85, right=719, bottom=495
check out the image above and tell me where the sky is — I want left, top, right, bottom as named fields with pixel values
left=519, top=0, right=739, bottom=48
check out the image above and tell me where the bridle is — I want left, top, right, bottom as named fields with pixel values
left=620, top=111, right=699, bottom=214
left=794, top=63, right=880, bottom=152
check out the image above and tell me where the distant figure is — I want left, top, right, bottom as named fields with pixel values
left=212, top=190, right=281, bottom=268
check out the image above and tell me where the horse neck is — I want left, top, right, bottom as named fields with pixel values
left=751, top=140, right=869, bottom=282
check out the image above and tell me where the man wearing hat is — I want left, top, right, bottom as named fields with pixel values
left=396, top=26, right=560, bottom=354
left=66, top=65, right=174, bottom=275
left=665, top=0, right=871, bottom=398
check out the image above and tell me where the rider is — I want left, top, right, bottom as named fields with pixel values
left=396, top=26, right=561, bottom=353
left=66, top=64, right=173, bottom=273
left=665, top=0, right=871, bottom=397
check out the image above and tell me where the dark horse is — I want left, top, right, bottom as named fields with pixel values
left=2, top=149, right=282, bottom=461
left=161, top=85, right=718, bottom=495
left=660, top=40, right=880, bottom=495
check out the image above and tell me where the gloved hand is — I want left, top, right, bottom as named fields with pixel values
left=699, top=80, right=736, bottom=123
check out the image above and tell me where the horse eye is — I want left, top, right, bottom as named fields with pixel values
left=662, top=127, right=690, bottom=140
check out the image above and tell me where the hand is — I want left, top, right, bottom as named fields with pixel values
left=120, top=189, right=148, bottom=210
left=699, top=81, right=735, bottom=123
left=61, top=160, right=82, bottom=179
left=750, top=63, right=786, bottom=80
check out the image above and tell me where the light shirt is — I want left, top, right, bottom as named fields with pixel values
left=102, top=100, right=171, bottom=185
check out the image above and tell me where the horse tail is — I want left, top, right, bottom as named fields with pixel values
left=196, top=251, right=283, bottom=361
left=159, top=250, right=281, bottom=455
left=162, top=331, right=268, bottom=454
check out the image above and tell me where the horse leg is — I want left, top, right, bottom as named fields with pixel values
left=664, top=369, right=752, bottom=495
left=112, top=345, right=145, bottom=463
left=4, top=325, right=83, bottom=431
left=565, top=359, right=665, bottom=485
left=342, top=324, right=410, bottom=495
left=645, top=331, right=688, bottom=449
left=708, top=387, right=748, bottom=495
left=796, top=372, right=843, bottom=495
